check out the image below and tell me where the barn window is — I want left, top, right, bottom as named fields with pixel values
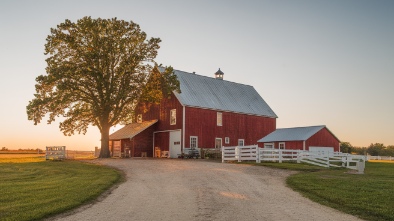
left=170, top=109, right=176, bottom=125
left=217, top=112, right=222, bottom=126
left=279, top=142, right=285, bottom=150
left=137, top=114, right=142, bottom=123
left=190, top=136, right=198, bottom=149
left=216, top=112, right=223, bottom=126
left=238, top=139, right=244, bottom=146
left=225, top=137, right=230, bottom=144
left=264, top=143, right=274, bottom=149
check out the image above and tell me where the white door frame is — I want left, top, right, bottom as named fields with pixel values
left=215, top=138, right=222, bottom=149
left=153, top=129, right=182, bottom=158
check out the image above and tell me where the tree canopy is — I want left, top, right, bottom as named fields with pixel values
left=27, top=17, right=180, bottom=157
left=340, top=142, right=353, bottom=153
left=341, top=142, right=394, bottom=156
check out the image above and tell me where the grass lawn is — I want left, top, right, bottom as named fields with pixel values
left=0, top=158, right=122, bottom=221
left=243, top=161, right=326, bottom=172
left=285, top=162, right=394, bottom=221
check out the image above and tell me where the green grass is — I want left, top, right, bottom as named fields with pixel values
left=243, top=161, right=325, bottom=172
left=286, top=162, right=394, bottom=221
left=0, top=158, right=122, bottom=221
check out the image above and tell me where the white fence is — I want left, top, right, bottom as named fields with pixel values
left=367, top=156, right=393, bottom=161
left=46, top=146, right=66, bottom=160
left=222, top=145, right=366, bottom=173
left=222, top=145, right=258, bottom=162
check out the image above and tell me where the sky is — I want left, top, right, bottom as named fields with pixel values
left=0, top=0, right=393, bottom=151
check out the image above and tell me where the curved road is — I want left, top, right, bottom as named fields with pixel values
left=50, top=159, right=362, bottom=221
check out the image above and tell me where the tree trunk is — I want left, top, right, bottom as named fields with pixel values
left=99, top=124, right=111, bottom=158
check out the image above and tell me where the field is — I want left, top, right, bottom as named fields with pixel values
left=0, top=151, right=95, bottom=160
left=286, top=162, right=394, bottom=221
left=0, top=157, right=121, bottom=221
left=0, top=153, right=45, bottom=158
left=368, top=160, right=394, bottom=163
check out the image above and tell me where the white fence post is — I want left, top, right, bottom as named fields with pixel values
left=221, top=146, right=224, bottom=163
left=279, top=150, right=282, bottom=163
left=326, top=151, right=330, bottom=167
left=236, top=146, right=241, bottom=162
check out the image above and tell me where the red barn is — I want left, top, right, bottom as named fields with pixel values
left=109, top=68, right=277, bottom=157
left=257, top=125, right=340, bottom=153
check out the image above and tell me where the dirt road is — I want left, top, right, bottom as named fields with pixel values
left=51, top=159, right=362, bottom=221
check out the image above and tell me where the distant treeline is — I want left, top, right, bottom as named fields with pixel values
left=341, top=142, right=394, bottom=156
left=1, top=147, right=44, bottom=153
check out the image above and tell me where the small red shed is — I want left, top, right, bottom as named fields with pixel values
left=257, top=125, right=340, bottom=152
left=109, top=120, right=157, bottom=157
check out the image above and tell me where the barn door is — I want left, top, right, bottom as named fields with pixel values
left=169, top=130, right=182, bottom=158
left=215, top=138, right=222, bottom=149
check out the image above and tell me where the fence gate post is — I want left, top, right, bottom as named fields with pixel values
left=221, top=146, right=224, bottom=163
left=279, top=150, right=282, bottom=163
left=326, top=151, right=330, bottom=167
left=236, top=147, right=241, bottom=162
left=256, top=146, right=260, bottom=163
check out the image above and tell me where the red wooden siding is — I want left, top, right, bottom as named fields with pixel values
left=306, top=127, right=340, bottom=152
left=259, top=141, right=304, bottom=149
left=119, top=124, right=155, bottom=157
left=184, top=107, right=276, bottom=149
left=136, top=93, right=183, bottom=132
left=154, top=132, right=169, bottom=151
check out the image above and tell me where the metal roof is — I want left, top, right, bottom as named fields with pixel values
left=160, top=67, right=277, bottom=118
left=109, top=120, right=157, bottom=140
left=257, top=125, right=326, bottom=142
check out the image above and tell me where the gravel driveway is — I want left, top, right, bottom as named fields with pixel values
left=50, top=159, right=362, bottom=221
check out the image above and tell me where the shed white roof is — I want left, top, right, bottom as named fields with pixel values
left=160, top=67, right=277, bottom=118
left=258, top=125, right=328, bottom=142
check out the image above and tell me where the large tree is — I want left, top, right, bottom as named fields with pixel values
left=27, top=17, right=180, bottom=158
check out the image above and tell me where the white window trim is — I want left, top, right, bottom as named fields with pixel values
left=225, top=137, right=230, bottom=144
left=217, top=112, right=222, bottom=126
left=170, top=109, right=176, bottom=125
left=279, top=142, right=285, bottom=150
left=238, top=139, right=244, bottom=146
left=264, top=143, right=274, bottom=149
left=190, top=136, right=198, bottom=149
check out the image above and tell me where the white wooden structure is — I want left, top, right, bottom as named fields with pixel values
left=46, top=146, right=66, bottom=160
left=367, top=155, right=393, bottom=161
left=222, top=145, right=366, bottom=173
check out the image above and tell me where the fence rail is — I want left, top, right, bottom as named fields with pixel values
left=367, top=156, right=393, bottom=161
left=222, top=145, right=366, bottom=173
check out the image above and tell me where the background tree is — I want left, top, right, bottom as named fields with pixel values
left=340, top=142, right=353, bottom=153
left=351, top=147, right=367, bottom=155
left=27, top=17, right=180, bottom=158
left=384, top=145, right=394, bottom=156
left=366, top=143, right=385, bottom=156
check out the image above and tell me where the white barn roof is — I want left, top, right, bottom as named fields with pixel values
left=161, top=68, right=277, bottom=118
left=258, top=125, right=328, bottom=142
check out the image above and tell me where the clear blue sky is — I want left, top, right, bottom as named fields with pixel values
left=1, top=0, right=393, bottom=150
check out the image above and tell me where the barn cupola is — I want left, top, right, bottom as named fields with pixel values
left=214, top=68, right=224, bottom=80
